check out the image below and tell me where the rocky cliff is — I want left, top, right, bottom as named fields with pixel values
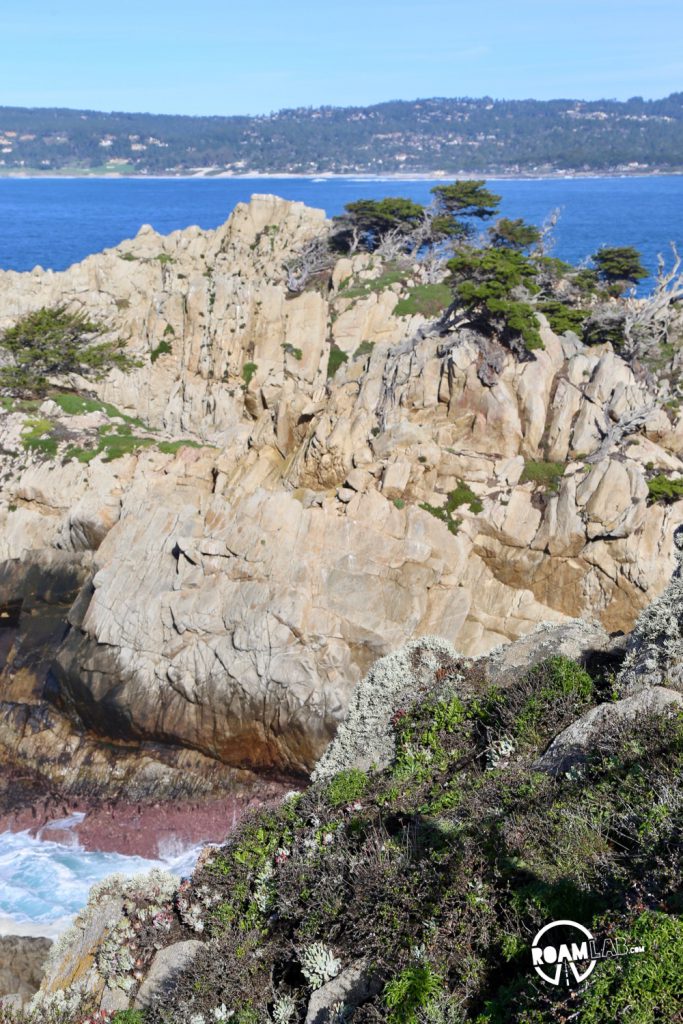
left=1, top=194, right=682, bottom=791
left=14, top=592, right=683, bottom=1021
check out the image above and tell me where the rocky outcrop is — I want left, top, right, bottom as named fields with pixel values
left=535, top=685, right=683, bottom=773
left=133, top=940, right=203, bottom=1009
left=29, top=606, right=683, bottom=1022
left=0, top=937, right=52, bottom=1005
left=2, top=195, right=683, bottom=781
left=617, top=524, right=683, bottom=695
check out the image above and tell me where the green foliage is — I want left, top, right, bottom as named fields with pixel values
left=21, top=417, right=54, bottom=452
left=337, top=267, right=406, bottom=300
left=394, top=283, right=452, bottom=318
left=241, top=362, right=258, bottom=386
left=282, top=343, right=303, bottom=360
left=489, top=217, right=541, bottom=251
left=155, top=253, right=174, bottom=264
left=112, top=1012, right=146, bottom=1024
left=49, top=391, right=142, bottom=424
left=0, top=306, right=136, bottom=396
left=327, top=346, right=349, bottom=378
left=384, top=964, right=444, bottom=1024
left=537, top=299, right=589, bottom=335
left=332, top=197, right=426, bottom=252
left=353, top=340, right=375, bottom=360
left=150, top=339, right=172, bottom=362
left=647, top=473, right=683, bottom=504
left=326, top=768, right=368, bottom=808
left=65, top=427, right=156, bottom=463
left=519, top=459, right=565, bottom=492
left=592, top=245, right=648, bottom=289
left=420, top=481, right=482, bottom=533
left=157, top=439, right=205, bottom=454
left=448, top=480, right=483, bottom=513
left=565, top=912, right=683, bottom=1024
left=419, top=500, right=461, bottom=535
left=447, top=248, right=543, bottom=353
left=431, top=179, right=501, bottom=238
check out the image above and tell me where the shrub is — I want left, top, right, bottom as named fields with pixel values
left=0, top=306, right=136, bottom=396
left=326, top=768, right=368, bottom=807
left=150, top=339, right=172, bottom=362
left=282, top=343, right=303, bottom=360
left=327, top=346, right=349, bottom=378
left=241, top=362, right=258, bottom=387
left=538, top=299, right=589, bottom=335
left=419, top=482, right=482, bottom=533
left=384, top=964, right=443, bottom=1024
left=353, top=340, right=375, bottom=360
left=647, top=473, right=683, bottom=504
left=519, top=459, right=565, bottom=492
left=576, top=912, right=683, bottom=1024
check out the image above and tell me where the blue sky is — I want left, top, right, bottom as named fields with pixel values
left=4, top=0, right=683, bottom=115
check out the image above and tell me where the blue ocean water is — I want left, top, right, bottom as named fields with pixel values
left=0, top=174, right=681, bottom=934
left=0, top=175, right=682, bottom=280
left=0, top=815, right=203, bottom=937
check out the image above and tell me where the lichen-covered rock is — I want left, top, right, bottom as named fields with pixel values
left=34, top=870, right=180, bottom=1015
left=478, top=618, right=626, bottom=689
left=312, top=637, right=463, bottom=780
left=618, top=525, right=683, bottom=694
left=134, top=940, right=204, bottom=1009
left=535, top=686, right=683, bottom=773
left=305, top=960, right=381, bottom=1024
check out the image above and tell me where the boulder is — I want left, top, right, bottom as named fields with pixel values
left=305, top=961, right=381, bottom=1024
left=536, top=687, right=683, bottom=774
left=134, top=940, right=204, bottom=1009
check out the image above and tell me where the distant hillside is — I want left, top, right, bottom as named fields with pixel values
left=1, top=94, right=683, bottom=175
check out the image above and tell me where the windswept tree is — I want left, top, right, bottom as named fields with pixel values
left=444, top=247, right=543, bottom=355
left=430, top=179, right=501, bottom=239
left=591, top=245, right=648, bottom=293
left=330, top=197, right=426, bottom=253
left=489, top=217, right=541, bottom=252
left=0, top=306, right=136, bottom=397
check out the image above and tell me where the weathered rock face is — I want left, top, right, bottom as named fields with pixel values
left=1, top=195, right=683, bottom=778
left=617, top=524, right=683, bottom=695
left=0, top=936, right=52, bottom=1004
left=535, top=686, right=683, bottom=773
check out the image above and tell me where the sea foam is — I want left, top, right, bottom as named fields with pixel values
left=0, top=817, right=205, bottom=937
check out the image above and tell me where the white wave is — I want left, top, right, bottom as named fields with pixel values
left=0, top=821, right=207, bottom=938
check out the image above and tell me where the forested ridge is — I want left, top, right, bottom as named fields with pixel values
left=1, top=93, right=683, bottom=175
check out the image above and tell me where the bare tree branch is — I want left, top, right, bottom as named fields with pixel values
left=623, top=242, right=683, bottom=355
left=284, top=236, right=334, bottom=293
left=584, top=404, right=656, bottom=464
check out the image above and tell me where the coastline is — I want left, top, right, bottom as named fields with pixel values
left=1, top=169, right=682, bottom=182
left=0, top=785, right=292, bottom=860
left=0, top=785, right=293, bottom=939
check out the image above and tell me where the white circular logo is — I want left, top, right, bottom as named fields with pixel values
left=531, top=919, right=596, bottom=986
